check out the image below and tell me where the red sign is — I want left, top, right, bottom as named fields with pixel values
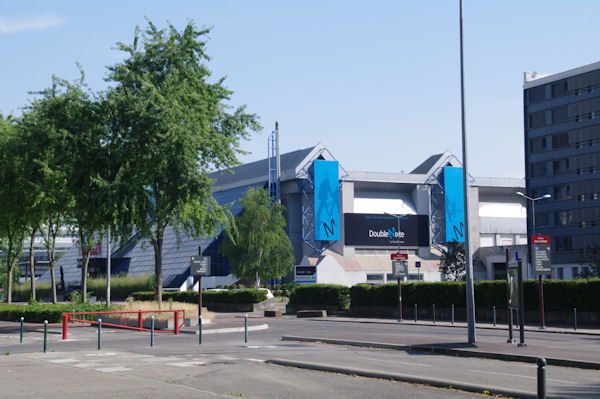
left=532, top=235, right=550, bottom=244
left=391, top=253, right=408, bottom=260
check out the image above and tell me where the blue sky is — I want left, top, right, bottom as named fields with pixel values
left=1, top=1, right=599, bottom=178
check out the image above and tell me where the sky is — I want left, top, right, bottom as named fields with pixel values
left=1, top=1, right=599, bottom=178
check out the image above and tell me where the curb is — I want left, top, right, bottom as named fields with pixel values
left=265, top=358, right=542, bottom=399
left=180, top=324, right=269, bottom=335
left=282, top=335, right=600, bottom=370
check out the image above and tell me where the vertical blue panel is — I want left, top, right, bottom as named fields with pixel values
left=314, top=160, right=340, bottom=241
left=444, top=166, right=465, bottom=242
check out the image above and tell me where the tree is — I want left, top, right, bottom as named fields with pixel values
left=220, top=188, right=295, bottom=287
left=105, top=20, right=260, bottom=304
left=439, top=241, right=466, bottom=281
left=576, top=246, right=600, bottom=278
left=0, top=115, right=27, bottom=304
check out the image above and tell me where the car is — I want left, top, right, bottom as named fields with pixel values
left=258, top=288, right=274, bottom=299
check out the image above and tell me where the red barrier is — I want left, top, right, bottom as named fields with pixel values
left=61, top=309, right=185, bottom=340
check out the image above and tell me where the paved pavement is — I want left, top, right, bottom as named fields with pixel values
left=1, top=312, right=599, bottom=398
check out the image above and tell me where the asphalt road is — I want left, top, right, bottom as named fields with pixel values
left=0, top=315, right=599, bottom=398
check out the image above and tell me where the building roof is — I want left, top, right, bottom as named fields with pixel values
left=523, top=61, right=600, bottom=89
left=410, top=153, right=445, bottom=174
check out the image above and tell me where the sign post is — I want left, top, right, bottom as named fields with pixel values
left=391, top=253, right=408, bottom=322
left=532, top=235, right=551, bottom=330
left=517, top=257, right=526, bottom=348
left=190, top=249, right=211, bottom=327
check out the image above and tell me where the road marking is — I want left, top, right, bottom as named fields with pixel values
left=469, top=369, right=578, bottom=384
left=246, top=345, right=277, bottom=349
left=49, top=358, right=77, bottom=363
left=362, top=357, right=431, bottom=367
left=166, top=361, right=207, bottom=367
left=94, top=366, right=132, bottom=373
left=141, top=356, right=182, bottom=363
left=73, top=363, right=100, bottom=368
left=246, top=358, right=265, bottom=363
left=86, top=352, right=116, bottom=357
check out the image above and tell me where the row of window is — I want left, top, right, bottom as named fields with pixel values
left=529, top=126, right=600, bottom=154
left=526, top=69, right=600, bottom=104
left=528, top=108, right=598, bottom=129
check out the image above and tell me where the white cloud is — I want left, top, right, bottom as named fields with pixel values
left=0, top=12, right=67, bottom=34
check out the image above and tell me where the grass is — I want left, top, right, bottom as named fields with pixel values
left=113, top=300, right=213, bottom=321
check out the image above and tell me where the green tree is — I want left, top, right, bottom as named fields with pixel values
left=105, top=20, right=260, bottom=304
left=576, top=246, right=600, bottom=278
left=0, top=115, right=27, bottom=304
left=220, top=188, right=295, bottom=287
left=439, top=241, right=466, bottom=281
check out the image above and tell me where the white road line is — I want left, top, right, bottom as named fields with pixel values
left=73, top=363, right=100, bottom=368
left=86, top=352, right=116, bottom=357
left=166, top=361, right=207, bottom=367
left=94, top=366, right=132, bottom=373
left=213, top=356, right=237, bottom=361
left=49, top=358, right=77, bottom=363
left=246, top=345, right=277, bottom=349
left=141, top=356, right=182, bottom=363
left=361, top=357, right=432, bottom=367
left=468, top=369, right=578, bottom=384
left=246, top=358, right=265, bottom=363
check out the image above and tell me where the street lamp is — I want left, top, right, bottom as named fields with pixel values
left=515, top=191, right=551, bottom=330
left=384, top=212, right=407, bottom=322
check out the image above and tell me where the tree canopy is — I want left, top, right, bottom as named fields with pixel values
left=439, top=241, right=466, bottom=281
left=220, top=188, right=295, bottom=287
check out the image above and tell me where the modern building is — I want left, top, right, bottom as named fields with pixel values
left=524, top=61, right=600, bottom=279
left=43, top=144, right=527, bottom=291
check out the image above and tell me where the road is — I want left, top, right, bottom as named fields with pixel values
left=0, top=314, right=598, bottom=398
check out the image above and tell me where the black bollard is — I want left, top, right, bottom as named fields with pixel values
left=244, top=314, right=248, bottom=343
left=198, top=315, right=202, bottom=345
left=151, top=316, right=155, bottom=347
left=98, top=318, right=102, bottom=350
left=537, top=357, right=547, bottom=399
left=43, top=320, right=48, bottom=353
left=20, top=317, right=24, bottom=343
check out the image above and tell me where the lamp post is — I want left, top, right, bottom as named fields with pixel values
left=385, top=212, right=407, bottom=322
left=516, top=191, right=551, bottom=330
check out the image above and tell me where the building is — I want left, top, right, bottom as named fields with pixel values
left=44, top=144, right=526, bottom=291
left=524, top=62, right=600, bottom=279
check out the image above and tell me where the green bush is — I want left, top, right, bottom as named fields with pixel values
left=130, top=289, right=267, bottom=304
left=13, top=281, right=53, bottom=302
left=289, top=284, right=350, bottom=309
left=349, top=279, right=600, bottom=313
left=0, top=303, right=112, bottom=323
left=87, top=274, right=155, bottom=300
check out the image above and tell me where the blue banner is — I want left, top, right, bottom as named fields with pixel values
left=314, top=160, right=340, bottom=241
left=444, top=166, right=465, bottom=242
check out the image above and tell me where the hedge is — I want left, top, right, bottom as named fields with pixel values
left=131, top=289, right=267, bottom=304
left=0, top=303, right=112, bottom=323
left=289, top=284, right=350, bottom=310
left=350, top=279, right=600, bottom=313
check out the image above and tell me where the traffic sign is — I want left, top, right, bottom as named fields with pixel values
left=391, top=253, right=408, bottom=260
left=392, top=260, right=408, bottom=278
left=415, top=261, right=421, bottom=268
left=531, top=236, right=551, bottom=274
left=190, top=256, right=211, bottom=275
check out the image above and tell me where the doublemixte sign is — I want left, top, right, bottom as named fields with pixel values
left=344, top=213, right=429, bottom=247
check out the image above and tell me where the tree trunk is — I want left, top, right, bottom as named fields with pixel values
left=153, top=233, right=164, bottom=307
left=6, top=237, right=14, bottom=305
left=80, top=235, right=90, bottom=304
left=29, top=228, right=37, bottom=301
left=50, top=266, right=57, bottom=304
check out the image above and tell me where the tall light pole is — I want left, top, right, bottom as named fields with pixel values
left=385, top=212, right=407, bottom=322
left=459, top=0, right=476, bottom=344
left=516, top=191, right=551, bottom=329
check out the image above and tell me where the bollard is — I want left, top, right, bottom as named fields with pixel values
left=432, top=304, right=436, bottom=324
left=493, top=306, right=496, bottom=327
left=43, top=320, right=48, bottom=353
left=198, top=315, right=202, bottom=345
left=98, top=318, right=102, bottom=350
left=174, top=311, right=179, bottom=335
left=244, top=314, right=248, bottom=343
left=537, top=357, right=547, bottom=399
left=20, top=317, right=24, bottom=343
left=516, top=309, right=519, bottom=328
left=574, top=308, right=577, bottom=331
left=451, top=304, right=454, bottom=325
left=138, top=310, right=143, bottom=330
left=414, top=304, right=417, bottom=323
left=151, top=316, right=155, bottom=347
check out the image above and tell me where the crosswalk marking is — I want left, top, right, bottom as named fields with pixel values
left=94, top=366, right=132, bottom=373
left=49, top=358, right=77, bottom=363
left=166, top=361, right=207, bottom=367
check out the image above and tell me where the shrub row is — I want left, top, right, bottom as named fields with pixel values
left=289, top=284, right=350, bottom=310
left=13, top=275, right=155, bottom=302
left=348, top=279, right=600, bottom=313
left=131, top=289, right=267, bottom=304
left=0, top=303, right=111, bottom=323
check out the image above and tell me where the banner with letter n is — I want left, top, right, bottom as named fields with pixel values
left=443, top=166, right=465, bottom=242
left=314, top=160, right=340, bottom=241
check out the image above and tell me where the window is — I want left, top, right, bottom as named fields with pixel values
left=366, top=274, right=384, bottom=282
left=528, top=86, right=545, bottom=103
left=556, top=267, right=564, bottom=280
left=553, top=159, right=570, bottom=175
left=555, top=210, right=572, bottom=225
left=530, top=162, right=547, bottom=177
left=553, top=185, right=571, bottom=200
left=529, top=137, right=546, bottom=153
left=529, top=111, right=546, bottom=129
left=552, top=133, right=569, bottom=149
left=552, top=106, right=568, bottom=124
left=555, top=237, right=573, bottom=252
left=551, top=80, right=568, bottom=98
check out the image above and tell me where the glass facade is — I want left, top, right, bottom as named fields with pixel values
left=524, top=64, right=600, bottom=266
